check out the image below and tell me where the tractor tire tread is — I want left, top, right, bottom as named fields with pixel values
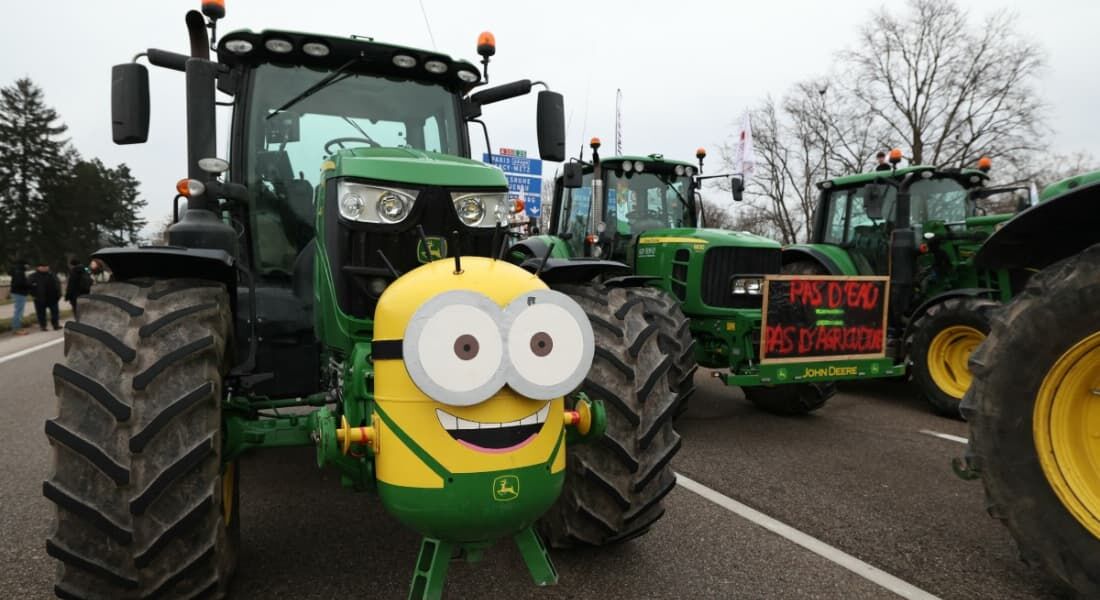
left=963, top=243, right=1100, bottom=597
left=45, top=278, right=236, bottom=600
left=538, top=284, right=684, bottom=548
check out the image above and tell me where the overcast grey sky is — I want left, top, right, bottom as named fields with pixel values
left=3, top=0, right=1098, bottom=228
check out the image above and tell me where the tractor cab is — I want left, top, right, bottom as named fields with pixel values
left=550, top=154, right=700, bottom=262
left=806, top=165, right=996, bottom=276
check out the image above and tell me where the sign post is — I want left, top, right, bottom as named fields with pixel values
left=484, top=149, right=543, bottom=220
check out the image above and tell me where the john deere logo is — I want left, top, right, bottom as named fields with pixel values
left=777, top=367, right=789, bottom=381
left=492, top=475, right=520, bottom=502
left=417, top=237, right=448, bottom=263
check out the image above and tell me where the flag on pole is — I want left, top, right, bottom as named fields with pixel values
left=735, top=112, right=755, bottom=182
left=615, top=89, right=623, bottom=156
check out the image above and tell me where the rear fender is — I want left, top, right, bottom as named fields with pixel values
left=782, top=244, right=859, bottom=275
left=899, top=288, right=997, bottom=361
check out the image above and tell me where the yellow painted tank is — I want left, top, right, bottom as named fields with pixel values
left=371, top=257, right=594, bottom=542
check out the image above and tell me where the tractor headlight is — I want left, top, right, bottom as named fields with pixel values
left=377, top=192, right=410, bottom=222
left=337, top=181, right=417, bottom=224
left=675, top=165, right=685, bottom=176
left=731, top=277, right=764, bottom=295
left=451, top=192, right=509, bottom=227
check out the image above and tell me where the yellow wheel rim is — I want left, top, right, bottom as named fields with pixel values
left=1034, top=331, right=1100, bottom=538
left=222, top=462, right=236, bottom=525
left=927, top=325, right=985, bottom=399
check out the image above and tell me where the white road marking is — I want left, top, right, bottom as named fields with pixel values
left=0, top=337, right=64, bottom=366
left=675, top=472, right=942, bottom=600
left=918, top=429, right=968, bottom=445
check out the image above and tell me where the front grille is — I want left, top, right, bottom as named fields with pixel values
left=700, top=246, right=781, bottom=309
left=329, top=186, right=497, bottom=319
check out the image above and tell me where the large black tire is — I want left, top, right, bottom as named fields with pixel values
left=630, top=287, right=697, bottom=418
left=538, top=284, right=683, bottom=548
left=45, top=279, right=238, bottom=599
left=743, top=260, right=836, bottom=415
left=910, top=296, right=997, bottom=418
left=962, top=244, right=1100, bottom=596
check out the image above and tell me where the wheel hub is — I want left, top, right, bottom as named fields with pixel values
left=1034, top=330, right=1100, bottom=538
left=927, top=325, right=985, bottom=399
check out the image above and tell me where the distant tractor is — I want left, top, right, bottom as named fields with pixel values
left=38, top=4, right=697, bottom=599
left=961, top=170, right=1100, bottom=596
left=510, top=142, right=932, bottom=417
left=784, top=153, right=1030, bottom=415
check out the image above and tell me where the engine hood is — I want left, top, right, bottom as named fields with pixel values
left=637, top=227, right=781, bottom=249
left=330, top=147, right=507, bottom=188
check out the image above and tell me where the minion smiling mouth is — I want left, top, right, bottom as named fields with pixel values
left=434, top=403, right=551, bottom=453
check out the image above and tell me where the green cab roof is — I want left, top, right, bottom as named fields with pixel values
left=603, top=155, right=696, bottom=169
left=216, top=29, right=482, bottom=93
left=817, top=165, right=989, bottom=190
left=1039, top=169, right=1100, bottom=202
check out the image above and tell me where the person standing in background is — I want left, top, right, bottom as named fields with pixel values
left=7, top=259, right=30, bottom=336
left=28, top=262, right=62, bottom=331
left=65, top=259, right=92, bottom=321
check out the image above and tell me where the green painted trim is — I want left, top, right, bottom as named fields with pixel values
left=545, top=429, right=565, bottom=467
left=727, top=357, right=905, bottom=387
left=819, top=165, right=988, bottom=189
left=1039, top=169, right=1100, bottom=201
left=378, top=462, right=564, bottom=541
left=373, top=404, right=451, bottom=479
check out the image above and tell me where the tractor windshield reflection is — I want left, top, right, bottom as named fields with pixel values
left=244, top=64, right=463, bottom=275
left=606, top=170, right=691, bottom=234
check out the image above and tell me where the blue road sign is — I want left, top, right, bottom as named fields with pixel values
left=484, top=153, right=543, bottom=176
left=506, top=175, right=542, bottom=196
left=525, top=196, right=541, bottom=218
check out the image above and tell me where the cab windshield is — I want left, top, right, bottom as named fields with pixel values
left=556, top=167, right=692, bottom=257
left=909, top=177, right=969, bottom=223
left=243, top=64, right=463, bottom=275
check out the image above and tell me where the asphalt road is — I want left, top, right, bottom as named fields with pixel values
left=1, top=333, right=1070, bottom=599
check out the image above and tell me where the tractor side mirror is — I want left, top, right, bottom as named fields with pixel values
left=562, top=162, right=583, bottom=189
left=111, top=63, right=150, bottom=144
left=536, top=90, right=566, bottom=162
left=730, top=176, right=745, bottom=202
left=864, top=183, right=886, bottom=220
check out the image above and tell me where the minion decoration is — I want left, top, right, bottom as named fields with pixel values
left=365, top=255, right=605, bottom=597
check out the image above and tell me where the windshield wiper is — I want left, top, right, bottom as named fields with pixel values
left=659, top=175, right=692, bottom=213
left=266, top=57, right=361, bottom=120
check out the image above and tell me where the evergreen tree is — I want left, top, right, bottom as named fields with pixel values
left=0, top=78, right=147, bottom=270
left=0, top=78, right=73, bottom=268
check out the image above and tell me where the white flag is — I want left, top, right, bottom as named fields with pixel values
left=736, top=113, right=755, bottom=182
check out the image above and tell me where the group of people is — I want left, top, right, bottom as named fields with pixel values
left=6, top=259, right=95, bottom=335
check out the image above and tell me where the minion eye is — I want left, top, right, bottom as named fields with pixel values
left=503, top=290, right=594, bottom=400
left=402, top=291, right=506, bottom=406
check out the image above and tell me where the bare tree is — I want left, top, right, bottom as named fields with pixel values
left=721, top=0, right=1048, bottom=243
left=844, top=0, right=1045, bottom=170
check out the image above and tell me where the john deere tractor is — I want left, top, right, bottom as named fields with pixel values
left=783, top=156, right=1030, bottom=415
left=42, top=4, right=684, bottom=599
left=960, top=170, right=1100, bottom=596
left=510, top=143, right=881, bottom=417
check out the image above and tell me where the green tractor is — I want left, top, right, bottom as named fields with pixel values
left=42, top=4, right=684, bottom=599
left=960, top=170, right=1100, bottom=596
left=783, top=155, right=1030, bottom=415
left=509, top=141, right=927, bottom=417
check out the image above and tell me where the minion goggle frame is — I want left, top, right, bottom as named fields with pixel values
left=374, top=289, right=595, bottom=406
